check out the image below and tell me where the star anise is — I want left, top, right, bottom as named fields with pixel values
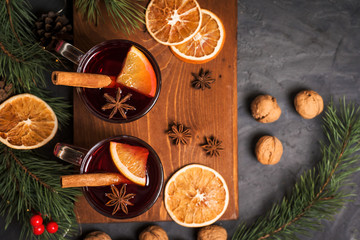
left=101, top=88, right=136, bottom=119
left=168, top=122, right=191, bottom=145
left=191, top=68, right=215, bottom=90
left=201, top=136, right=224, bottom=157
left=105, top=184, right=136, bottom=215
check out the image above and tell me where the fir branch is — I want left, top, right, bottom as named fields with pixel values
left=6, top=0, right=22, bottom=44
left=0, top=35, right=53, bottom=92
left=0, top=0, right=37, bottom=43
left=75, top=0, right=100, bottom=26
left=0, top=0, right=71, bottom=125
left=0, top=41, right=22, bottom=62
left=0, top=145, right=80, bottom=240
left=232, top=99, right=360, bottom=240
left=7, top=148, right=53, bottom=192
left=0, top=1, right=77, bottom=239
left=75, top=0, right=145, bottom=34
left=0, top=39, right=71, bottom=125
left=0, top=0, right=59, bottom=93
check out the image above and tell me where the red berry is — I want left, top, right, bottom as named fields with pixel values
left=30, top=215, right=43, bottom=227
left=33, top=224, right=45, bottom=235
left=46, top=221, right=58, bottom=234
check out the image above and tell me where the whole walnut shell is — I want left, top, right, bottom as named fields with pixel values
left=139, top=225, right=168, bottom=240
left=84, top=231, right=112, bottom=240
left=251, top=95, right=281, bottom=123
left=294, top=90, right=323, bottom=119
left=197, top=225, right=227, bottom=240
left=255, top=136, right=283, bottom=165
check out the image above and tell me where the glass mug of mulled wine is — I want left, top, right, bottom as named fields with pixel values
left=54, top=39, right=161, bottom=123
left=53, top=135, right=164, bottom=219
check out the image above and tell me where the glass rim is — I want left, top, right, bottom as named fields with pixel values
left=79, top=135, right=164, bottom=219
left=76, top=39, right=161, bottom=123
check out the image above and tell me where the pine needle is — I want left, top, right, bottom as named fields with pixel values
left=0, top=147, right=80, bottom=240
left=74, top=0, right=145, bottom=34
left=0, top=1, right=78, bottom=239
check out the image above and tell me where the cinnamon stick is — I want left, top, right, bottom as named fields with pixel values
left=61, top=173, right=130, bottom=188
left=52, top=71, right=113, bottom=88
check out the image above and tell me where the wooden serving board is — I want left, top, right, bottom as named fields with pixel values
left=73, top=0, right=238, bottom=223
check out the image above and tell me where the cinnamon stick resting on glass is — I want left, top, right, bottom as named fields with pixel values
left=52, top=71, right=114, bottom=88
left=61, top=173, right=130, bottom=188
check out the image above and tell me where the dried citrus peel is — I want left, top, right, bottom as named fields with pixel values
left=0, top=93, right=58, bottom=149
left=164, top=164, right=229, bottom=227
left=145, top=0, right=202, bottom=46
left=170, top=9, right=226, bottom=64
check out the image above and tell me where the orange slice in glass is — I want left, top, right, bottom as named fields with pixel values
left=170, top=9, right=225, bottom=64
left=145, top=0, right=202, bottom=46
left=0, top=93, right=58, bottom=149
left=116, top=46, right=157, bottom=98
left=109, top=142, right=149, bottom=186
left=164, top=164, right=229, bottom=227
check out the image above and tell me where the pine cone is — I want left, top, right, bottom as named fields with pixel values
left=34, top=11, right=73, bottom=51
left=0, top=79, right=13, bottom=102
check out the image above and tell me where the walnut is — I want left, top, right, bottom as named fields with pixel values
left=139, top=225, right=168, bottom=240
left=84, top=231, right=112, bottom=240
left=251, top=95, right=281, bottom=123
left=255, top=136, right=283, bottom=165
left=294, top=90, right=323, bottom=119
left=197, top=225, right=227, bottom=240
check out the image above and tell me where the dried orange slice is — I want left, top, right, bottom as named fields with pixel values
left=145, top=0, right=202, bottom=46
left=164, top=164, right=229, bottom=227
left=170, top=9, right=225, bottom=64
left=0, top=93, right=58, bottom=149
left=116, top=46, right=157, bottom=97
left=109, top=142, right=149, bottom=186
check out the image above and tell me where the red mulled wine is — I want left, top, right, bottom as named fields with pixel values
left=77, top=40, right=161, bottom=123
left=80, top=136, right=163, bottom=219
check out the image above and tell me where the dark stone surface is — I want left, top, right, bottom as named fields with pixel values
left=1, top=0, right=360, bottom=239
left=236, top=1, right=360, bottom=240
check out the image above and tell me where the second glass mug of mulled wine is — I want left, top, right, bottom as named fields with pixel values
left=53, top=135, right=164, bottom=219
left=54, top=39, right=161, bottom=123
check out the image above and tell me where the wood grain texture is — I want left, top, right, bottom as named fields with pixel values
left=73, top=0, right=237, bottom=223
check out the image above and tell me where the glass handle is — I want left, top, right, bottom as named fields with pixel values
left=55, top=40, right=84, bottom=65
left=53, top=143, right=88, bottom=166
